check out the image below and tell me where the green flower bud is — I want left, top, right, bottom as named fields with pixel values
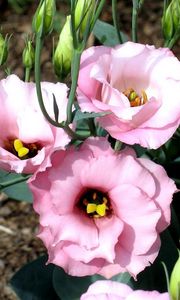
left=162, top=0, right=180, bottom=41
left=53, top=15, right=73, bottom=79
left=0, top=33, right=8, bottom=66
left=75, top=0, right=95, bottom=33
left=22, top=40, right=35, bottom=69
left=170, top=252, right=180, bottom=300
left=32, top=0, right=56, bottom=36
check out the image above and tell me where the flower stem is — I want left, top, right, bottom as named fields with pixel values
left=66, top=49, right=82, bottom=124
left=90, top=0, right=106, bottom=31
left=25, top=67, right=31, bottom=82
left=132, top=0, right=138, bottom=42
left=35, top=34, right=89, bottom=140
left=112, top=0, right=123, bottom=44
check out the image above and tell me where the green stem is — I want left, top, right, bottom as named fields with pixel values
left=66, top=49, right=82, bottom=124
left=0, top=175, right=31, bottom=190
left=25, top=67, right=31, bottom=82
left=70, top=0, right=78, bottom=49
left=90, top=0, right=106, bottom=31
left=35, top=34, right=61, bottom=127
left=132, top=0, right=138, bottom=42
left=35, top=34, right=88, bottom=140
left=112, top=0, right=123, bottom=44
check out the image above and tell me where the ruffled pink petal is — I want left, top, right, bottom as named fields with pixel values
left=138, top=158, right=177, bottom=231
left=50, top=242, right=105, bottom=277
left=78, top=46, right=111, bottom=98
left=81, top=281, right=132, bottom=300
left=80, top=155, right=124, bottom=192
left=63, top=216, right=123, bottom=263
left=110, top=184, right=161, bottom=255
left=114, top=236, right=161, bottom=277
left=48, top=212, right=98, bottom=249
left=49, top=149, right=91, bottom=213
left=81, top=137, right=115, bottom=157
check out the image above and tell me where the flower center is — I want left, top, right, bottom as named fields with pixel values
left=78, top=189, right=112, bottom=218
left=123, top=87, right=148, bottom=107
left=4, top=138, right=41, bottom=159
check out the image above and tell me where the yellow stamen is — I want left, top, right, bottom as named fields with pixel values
left=96, top=203, right=107, bottom=217
left=14, top=139, right=23, bottom=152
left=129, top=91, right=138, bottom=102
left=123, top=87, right=148, bottom=107
left=87, top=203, right=97, bottom=214
left=141, top=90, right=148, bottom=104
left=18, top=147, right=29, bottom=158
left=13, top=139, right=29, bottom=158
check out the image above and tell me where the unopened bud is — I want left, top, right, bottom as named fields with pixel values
left=170, top=252, right=180, bottom=300
left=53, top=15, right=73, bottom=79
left=162, top=0, right=180, bottom=41
left=75, top=0, right=95, bottom=33
left=0, top=33, right=8, bottom=66
left=22, top=40, right=35, bottom=69
left=32, top=0, right=56, bottom=36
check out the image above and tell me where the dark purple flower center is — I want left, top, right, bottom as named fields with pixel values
left=78, top=189, right=112, bottom=218
left=4, top=138, right=41, bottom=159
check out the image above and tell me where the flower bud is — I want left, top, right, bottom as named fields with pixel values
left=0, top=33, right=8, bottom=66
left=32, top=0, right=56, bottom=36
left=75, top=0, right=95, bottom=33
left=162, top=0, right=180, bottom=41
left=53, top=15, right=73, bottom=79
left=170, top=252, right=180, bottom=300
left=22, top=40, right=35, bottom=69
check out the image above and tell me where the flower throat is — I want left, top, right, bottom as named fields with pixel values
left=78, top=189, right=112, bottom=218
left=4, top=138, right=40, bottom=159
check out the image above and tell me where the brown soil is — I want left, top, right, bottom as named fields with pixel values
left=0, top=1, right=180, bottom=299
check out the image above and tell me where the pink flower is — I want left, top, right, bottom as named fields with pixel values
left=0, top=75, right=70, bottom=174
left=80, top=281, right=170, bottom=300
left=77, top=42, right=180, bottom=149
left=29, top=137, right=176, bottom=278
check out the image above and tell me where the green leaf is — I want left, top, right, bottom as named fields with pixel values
left=73, top=110, right=111, bottom=122
left=0, top=169, right=32, bottom=202
left=10, top=255, right=59, bottom=300
left=53, top=267, right=98, bottom=300
left=53, top=266, right=131, bottom=300
left=93, top=19, right=128, bottom=46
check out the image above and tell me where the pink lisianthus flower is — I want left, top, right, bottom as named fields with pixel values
left=77, top=42, right=180, bottom=149
left=29, top=137, right=176, bottom=278
left=0, top=74, right=70, bottom=174
left=80, top=280, right=170, bottom=300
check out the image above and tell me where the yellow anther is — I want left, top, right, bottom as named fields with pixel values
left=96, top=203, right=107, bottom=217
left=13, top=139, right=29, bottom=158
left=18, top=147, right=29, bottom=158
left=87, top=203, right=97, bottom=214
left=14, top=139, right=23, bottom=152
left=103, top=197, right=108, bottom=204
left=93, top=192, right=97, bottom=200
left=141, top=90, right=148, bottom=104
left=129, top=91, right=138, bottom=102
